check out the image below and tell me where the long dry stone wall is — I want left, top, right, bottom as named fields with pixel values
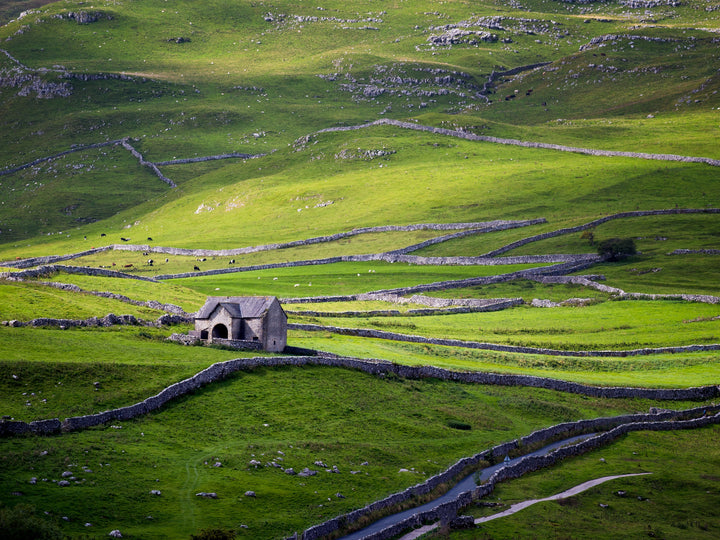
left=290, top=323, right=720, bottom=358
left=0, top=264, right=157, bottom=282
left=299, top=408, right=720, bottom=540
left=286, top=298, right=523, bottom=318
left=1, top=247, right=112, bottom=269
left=4, top=354, right=719, bottom=438
left=670, top=249, right=720, bottom=255
left=2, top=312, right=189, bottom=329
left=154, top=152, right=264, bottom=166
left=116, top=219, right=538, bottom=259
left=120, top=138, right=176, bottom=188
left=280, top=260, right=597, bottom=304
left=1, top=220, right=540, bottom=270
left=0, top=139, right=123, bottom=177
left=533, top=275, right=720, bottom=305
left=303, top=119, right=720, bottom=167
left=483, top=208, right=720, bottom=257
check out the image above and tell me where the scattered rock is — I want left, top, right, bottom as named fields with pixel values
left=298, top=468, right=318, bottom=477
left=244, top=491, right=256, bottom=497
left=149, top=490, right=161, bottom=496
left=450, top=515, right=475, bottom=529
left=109, top=530, right=122, bottom=538
left=195, top=492, right=218, bottom=499
left=58, top=480, right=70, bottom=487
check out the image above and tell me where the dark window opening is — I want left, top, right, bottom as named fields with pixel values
left=212, top=324, right=228, bottom=339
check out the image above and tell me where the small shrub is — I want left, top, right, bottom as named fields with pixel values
left=190, top=528, right=236, bottom=540
left=580, top=230, right=595, bottom=245
left=597, top=237, right=637, bottom=261
left=448, top=420, right=472, bottom=430
left=0, top=504, right=62, bottom=540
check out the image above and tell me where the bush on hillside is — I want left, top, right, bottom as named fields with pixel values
left=597, top=237, right=637, bottom=261
left=190, top=528, right=236, bottom=540
left=0, top=504, right=62, bottom=540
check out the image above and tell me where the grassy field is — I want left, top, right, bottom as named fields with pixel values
left=440, top=426, right=720, bottom=539
left=0, top=364, right=712, bottom=539
left=1, top=0, right=719, bottom=537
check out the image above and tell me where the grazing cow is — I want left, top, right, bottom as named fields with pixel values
left=194, top=265, right=200, bottom=271
left=123, top=264, right=133, bottom=268
left=504, top=94, right=515, bottom=101
left=229, top=259, right=235, bottom=264
left=147, top=237, right=153, bottom=241
left=100, top=233, right=106, bottom=237
left=120, top=237, right=129, bottom=242
left=526, top=89, right=533, bottom=96
left=165, top=258, right=169, bottom=263
left=147, top=259, right=154, bottom=266
left=143, top=252, right=148, bottom=256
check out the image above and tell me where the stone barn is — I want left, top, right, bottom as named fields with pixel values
left=190, top=296, right=287, bottom=352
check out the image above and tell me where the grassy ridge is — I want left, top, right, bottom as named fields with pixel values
left=0, top=364, right=710, bottom=539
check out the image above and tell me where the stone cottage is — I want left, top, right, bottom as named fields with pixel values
left=190, top=296, right=287, bottom=352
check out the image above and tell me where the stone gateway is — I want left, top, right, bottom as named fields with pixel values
left=190, top=296, right=287, bottom=352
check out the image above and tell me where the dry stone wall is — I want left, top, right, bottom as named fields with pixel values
left=0, top=139, right=122, bottom=177
left=286, top=298, right=523, bottom=318
left=532, top=275, right=720, bottom=305
left=304, top=120, right=720, bottom=167
left=483, top=208, right=720, bottom=257
left=3, top=354, right=718, bottom=438
left=0, top=264, right=157, bottom=282
left=299, top=408, right=720, bottom=540
left=290, top=323, right=720, bottom=358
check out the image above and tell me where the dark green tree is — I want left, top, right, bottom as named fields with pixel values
left=597, top=237, right=637, bottom=261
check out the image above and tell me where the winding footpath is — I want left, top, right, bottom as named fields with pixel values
left=400, top=473, right=652, bottom=540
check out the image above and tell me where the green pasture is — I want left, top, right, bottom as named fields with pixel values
left=169, top=261, right=547, bottom=298
left=0, top=279, right=167, bottom=321
left=419, top=213, right=720, bottom=259
left=10, top=273, right=207, bottom=313
left=290, top=332, right=720, bottom=389
left=0, top=325, right=256, bottom=420
left=420, top=280, right=611, bottom=303
left=0, top=364, right=710, bottom=539
left=56, top=229, right=470, bottom=277
left=2, top=126, right=718, bottom=258
left=294, top=299, right=720, bottom=351
left=591, top=255, right=720, bottom=297
left=443, top=426, right=720, bottom=539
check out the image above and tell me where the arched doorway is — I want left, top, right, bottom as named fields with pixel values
left=212, top=324, right=228, bottom=340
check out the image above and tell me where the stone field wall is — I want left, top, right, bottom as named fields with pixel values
left=3, top=354, right=718, bottom=438
left=289, top=322, right=720, bottom=358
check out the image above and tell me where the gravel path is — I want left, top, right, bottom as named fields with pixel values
left=398, top=473, right=652, bottom=539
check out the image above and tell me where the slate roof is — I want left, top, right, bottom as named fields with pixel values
left=195, top=296, right=281, bottom=320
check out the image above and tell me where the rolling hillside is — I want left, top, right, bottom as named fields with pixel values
left=1, top=0, right=719, bottom=538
